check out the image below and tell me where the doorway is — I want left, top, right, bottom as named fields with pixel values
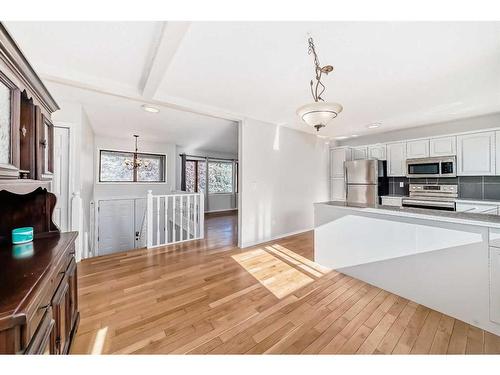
left=52, top=126, right=70, bottom=231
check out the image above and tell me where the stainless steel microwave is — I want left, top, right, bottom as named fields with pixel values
left=406, top=156, right=456, bottom=178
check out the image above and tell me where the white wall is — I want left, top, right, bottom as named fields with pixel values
left=52, top=101, right=95, bottom=259
left=94, top=136, right=176, bottom=199
left=339, top=112, right=500, bottom=147
left=240, top=119, right=330, bottom=248
left=176, top=146, right=238, bottom=212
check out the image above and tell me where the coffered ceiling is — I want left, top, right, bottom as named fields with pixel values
left=5, top=21, right=500, bottom=142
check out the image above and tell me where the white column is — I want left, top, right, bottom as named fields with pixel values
left=71, top=191, right=83, bottom=261
left=146, top=190, right=153, bottom=249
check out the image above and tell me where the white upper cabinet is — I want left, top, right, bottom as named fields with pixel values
left=351, top=146, right=368, bottom=160
left=368, top=144, right=387, bottom=160
left=330, top=147, right=351, bottom=178
left=406, top=139, right=429, bottom=159
left=430, top=136, right=456, bottom=157
left=457, top=131, right=496, bottom=176
left=387, top=142, right=407, bottom=177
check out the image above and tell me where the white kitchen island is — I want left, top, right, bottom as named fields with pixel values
left=314, top=201, right=500, bottom=336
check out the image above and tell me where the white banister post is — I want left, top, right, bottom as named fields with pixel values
left=199, top=192, right=204, bottom=239
left=71, top=191, right=83, bottom=261
left=147, top=190, right=153, bottom=249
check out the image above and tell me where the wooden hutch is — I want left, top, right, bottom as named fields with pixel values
left=0, top=23, right=79, bottom=354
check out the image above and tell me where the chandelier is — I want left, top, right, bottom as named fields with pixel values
left=124, top=135, right=153, bottom=171
left=296, top=37, right=343, bottom=132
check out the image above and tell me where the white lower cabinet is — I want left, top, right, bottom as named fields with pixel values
left=330, top=178, right=346, bottom=201
left=457, top=131, right=496, bottom=175
left=489, top=246, right=500, bottom=324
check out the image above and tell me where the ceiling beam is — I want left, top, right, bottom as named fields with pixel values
left=140, top=21, right=190, bottom=99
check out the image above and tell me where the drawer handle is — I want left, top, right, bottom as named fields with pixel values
left=38, top=304, right=50, bottom=310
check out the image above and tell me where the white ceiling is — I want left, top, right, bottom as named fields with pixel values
left=5, top=21, right=500, bottom=142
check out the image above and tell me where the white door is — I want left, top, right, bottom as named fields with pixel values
left=98, top=199, right=135, bottom=256
left=430, top=136, right=456, bottom=157
left=352, top=147, right=368, bottom=160
left=406, top=139, right=430, bottom=159
left=52, top=127, right=70, bottom=231
left=457, top=131, right=496, bottom=175
left=387, top=142, right=407, bottom=177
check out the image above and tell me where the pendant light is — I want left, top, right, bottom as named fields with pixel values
left=297, top=37, right=343, bottom=132
left=124, top=135, right=153, bottom=172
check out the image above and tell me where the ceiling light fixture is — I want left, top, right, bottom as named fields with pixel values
left=124, top=135, right=153, bottom=172
left=351, top=134, right=359, bottom=138
left=142, top=104, right=160, bottom=113
left=335, top=136, right=348, bottom=140
left=367, top=123, right=380, bottom=129
left=297, top=37, right=343, bottom=132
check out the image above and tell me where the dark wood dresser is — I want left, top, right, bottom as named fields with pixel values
left=0, top=188, right=79, bottom=354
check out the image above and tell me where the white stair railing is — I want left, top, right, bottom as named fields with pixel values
left=146, top=190, right=204, bottom=249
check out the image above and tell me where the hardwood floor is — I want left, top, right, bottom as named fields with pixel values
left=72, top=212, right=500, bottom=354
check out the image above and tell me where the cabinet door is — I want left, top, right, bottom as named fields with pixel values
left=490, top=247, right=500, bottom=324
left=496, top=131, right=500, bottom=176
left=52, top=275, right=70, bottom=354
left=430, top=136, right=456, bottom=157
left=330, top=178, right=346, bottom=201
left=457, top=131, right=496, bottom=176
left=36, top=111, right=54, bottom=180
left=368, top=144, right=386, bottom=160
left=330, top=148, right=350, bottom=178
left=406, top=139, right=429, bottom=158
left=352, top=147, right=368, bottom=160
left=67, top=258, right=78, bottom=335
left=387, top=142, right=407, bottom=177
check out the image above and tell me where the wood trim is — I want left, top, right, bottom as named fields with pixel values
left=0, top=72, right=20, bottom=178
left=0, top=23, right=59, bottom=113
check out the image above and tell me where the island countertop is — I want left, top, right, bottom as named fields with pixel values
left=314, top=200, right=500, bottom=229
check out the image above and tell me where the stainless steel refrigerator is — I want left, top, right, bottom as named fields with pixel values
left=345, top=160, right=388, bottom=205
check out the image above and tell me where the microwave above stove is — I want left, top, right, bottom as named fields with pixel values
left=406, top=156, right=456, bottom=178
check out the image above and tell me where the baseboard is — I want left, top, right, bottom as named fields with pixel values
left=205, top=208, right=238, bottom=214
left=240, top=227, right=314, bottom=248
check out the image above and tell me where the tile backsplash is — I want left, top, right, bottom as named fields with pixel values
left=388, top=176, right=500, bottom=200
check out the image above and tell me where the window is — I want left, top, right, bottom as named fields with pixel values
left=208, top=161, right=233, bottom=193
left=185, top=159, right=206, bottom=193
left=99, top=150, right=165, bottom=182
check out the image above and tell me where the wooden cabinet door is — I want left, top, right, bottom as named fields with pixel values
left=67, top=258, right=78, bottom=335
left=457, top=131, right=496, bottom=176
left=25, top=308, right=55, bottom=354
left=430, top=136, right=456, bottom=157
left=352, top=147, right=368, bottom=160
left=387, top=142, right=407, bottom=177
left=52, top=275, right=70, bottom=354
left=406, top=139, right=429, bottom=159
left=368, top=144, right=386, bottom=160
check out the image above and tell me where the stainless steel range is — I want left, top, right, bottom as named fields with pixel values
left=402, top=184, right=458, bottom=211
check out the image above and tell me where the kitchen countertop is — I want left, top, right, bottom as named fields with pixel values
left=315, top=200, right=500, bottom=228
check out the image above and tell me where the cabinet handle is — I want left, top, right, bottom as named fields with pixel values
left=38, top=304, right=50, bottom=310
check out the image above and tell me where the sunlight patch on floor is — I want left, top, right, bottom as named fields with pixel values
left=231, top=245, right=327, bottom=298
left=90, top=326, right=108, bottom=354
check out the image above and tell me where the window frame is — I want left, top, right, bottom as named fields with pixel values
left=97, top=148, right=167, bottom=184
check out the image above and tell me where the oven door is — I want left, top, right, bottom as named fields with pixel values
left=406, top=161, right=440, bottom=178
left=402, top=198, right=456, bottom=211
